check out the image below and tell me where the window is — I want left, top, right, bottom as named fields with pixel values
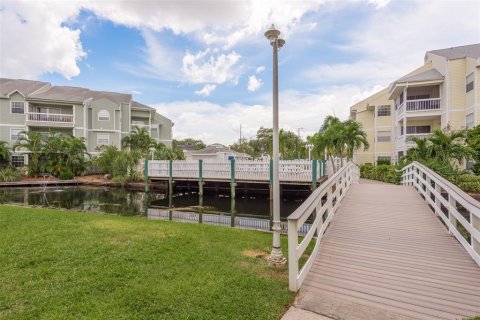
left=376, top=131, right=391, bottom=142
left=406, top=125, right=431, bottom=134
left=466, top=72, right=474, bottom=93
left=11, top=155, right=25, bottom=167
left=98, top=110, right=110, bottom=121
left=377, top=105, right=391, bottom=117
left=10, top=128, right=24, bottom=141
left=38, top=107, right=61, bottom=114
left=11, top=101, right=25, bottom=114
left=407, top=94, right=430, bottom=100
left=466, top=112, right=475, bottom=129
left=97, top=133, right=109, bottom=146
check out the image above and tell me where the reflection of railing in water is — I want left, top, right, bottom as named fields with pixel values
left=147, top=208, right=311, bottom=235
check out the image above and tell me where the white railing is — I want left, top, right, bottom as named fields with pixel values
left=147, top=159, right=325, bottom=183
left=26, top=112, right=74, bottom=123
left=406, top=133, right=431, bottom=147
left=406, top=98, right=441, bottom=112
left=402, top=161, right=480, bottom=266
left=396, top=101, right=405, bottom=117
left=287, top=162, right=360, bottom=291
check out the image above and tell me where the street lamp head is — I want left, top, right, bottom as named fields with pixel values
left=264, top=24, right=280, bottom=44
left=277, top=38, right=285, bottom=49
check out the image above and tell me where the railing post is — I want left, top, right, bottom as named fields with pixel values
left=230, top=159, right=236, bottom=199
left=448, top=194, right=457, bottom=234
left=434, top=180, right=441, bottom=216
left=144, top=159, right=149, bottom=192
left=168, top=159, right=173, bottom=196
left=288, top=219, right=298, bottom=292
left=311, top=159, right=317, bottom=191
left=269, top=158, right=273, bottom=186
left=198, top=160, right=203, bottom=197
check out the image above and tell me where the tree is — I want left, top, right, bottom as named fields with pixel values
left=153, top=142, right=184, bottom=160
left=0, top=141, right=11, bottom=168
left=426, top=130, right=470, bottom=164
left=466, top=125, right=480, bottom=174
left=343, top=120, right=369, bottom=161
left=122, top=126, right=155, bottom=155
left=173, top=138, right=206, bottom=150
left=14, top=131, right=44, bottom=177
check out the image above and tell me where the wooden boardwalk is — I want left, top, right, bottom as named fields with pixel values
left=296, top=180, right=480, bottom=320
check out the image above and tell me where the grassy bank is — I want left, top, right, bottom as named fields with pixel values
left=0, top=205, right=293, bottom=319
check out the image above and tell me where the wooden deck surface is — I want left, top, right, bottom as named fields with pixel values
left=296, top=180, right=480, bottom=320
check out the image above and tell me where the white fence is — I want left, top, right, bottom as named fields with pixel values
left=147, top=159, right=325, bottom=183
left=27, top=112, right=74, bottom=123
left=287, top=162, right=360, bottom=291
left=402, top=161, right=480, bottom=266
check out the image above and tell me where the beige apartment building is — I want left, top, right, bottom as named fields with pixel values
left=350, top=43, right=480, bottom=165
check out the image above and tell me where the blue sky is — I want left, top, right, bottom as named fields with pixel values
left=1, top=0, right=479, bottom=144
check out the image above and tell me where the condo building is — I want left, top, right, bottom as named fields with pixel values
left=350, top=43, right=480, bottom=165
left=0, top=78, right=173, bottom=166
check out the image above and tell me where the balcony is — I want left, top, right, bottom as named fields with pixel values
left=396, top=98, right=441, bottom=119
left=26, top=112, right=74, bottom=128
left=396, top=133, right=431, bottom=151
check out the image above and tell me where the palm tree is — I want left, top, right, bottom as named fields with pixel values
left=13, top=131, right=44, bottom=176
left=403, top=136, right=430, bottom=163
left=426, top=130, right=471, bottom=164
left=122, top=126, right=154, bottom=155
left=0, top=140, right=11, bottom=168
left=343, top=120, right=369, bottom=161
left=63, top=136, right=90, bottom=175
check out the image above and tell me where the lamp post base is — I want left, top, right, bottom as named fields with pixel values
left=267, top=248, right=287, bottom=268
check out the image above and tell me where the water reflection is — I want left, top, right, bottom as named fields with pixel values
left=0, top=186, right=311, bottom=233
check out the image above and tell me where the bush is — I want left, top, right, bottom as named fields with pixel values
left=0, top=167, right=21, bottom=182
left=449, top=174, right=480, bottom=194
left=360, top=164, right=401, bottom=184
left=58, top=167, right=74, bottom=180
left=376, top=158, right=391, bottom=166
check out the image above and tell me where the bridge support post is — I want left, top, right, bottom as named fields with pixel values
left=168, top=159, right=173, bottom=196
left=311, top=159, right=317, bottom=191
left=198, top=160, right=204, bottom=196
left=230, top=197, right=236, bottom=227
left=230, top=159, right=236, bottom=199
left=198, top=193, right=203, bottom=224
left=144, top=160, right=149, bottom=193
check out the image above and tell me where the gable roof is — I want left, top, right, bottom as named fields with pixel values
left=131, top=100, right=154, bottom=110
left=427, top=43, right=480, bottom=60
left=395, top=68, right=444, bottom=84
left=0, top=78, right=49, bottom=97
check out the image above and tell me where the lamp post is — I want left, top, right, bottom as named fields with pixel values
left=306, top=143, right=313, bottom=161
left=265, top=24, right=286, bottom=267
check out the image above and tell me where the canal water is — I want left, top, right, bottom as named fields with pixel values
left=0, top=186, right=310, bottom=233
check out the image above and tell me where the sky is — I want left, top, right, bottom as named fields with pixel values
left=1, top=0, right=479, bottom=145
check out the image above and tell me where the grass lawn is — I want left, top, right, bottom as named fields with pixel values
left=0, top=205, right=294, bottom=319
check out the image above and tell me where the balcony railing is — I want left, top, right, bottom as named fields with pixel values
left=27, top=112, right=74, bottom=123
left=406, top=98, right=441, bottom=112
left=406, top=133, right=431, bottom=146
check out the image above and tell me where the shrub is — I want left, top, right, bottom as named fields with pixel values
left=376, top=158, right=391, bottom=166
left=58, top=167, right=75, bottom=180
left=360, top=164, right=401, bottom=184
left=0, top=167, right=21, bottom=182
left=449, top=174, right=480, bottom=194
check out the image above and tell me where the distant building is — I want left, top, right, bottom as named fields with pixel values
left=185, top=143, right=252, bottom=161
left=350, top=43, right=480, bottom=165
left=0, top=78, right=173, bottom=166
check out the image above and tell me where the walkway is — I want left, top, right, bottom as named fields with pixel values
left=293, top=180, right=480, bottom=320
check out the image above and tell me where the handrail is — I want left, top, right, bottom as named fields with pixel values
left=287, top=161, right=360, bottom=291
left=401, top=161, right=480, bottom=266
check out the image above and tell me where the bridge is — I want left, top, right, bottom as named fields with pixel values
left=286, top=161, right=480, bottom=319
left=144, top=159, right=327, bottom=196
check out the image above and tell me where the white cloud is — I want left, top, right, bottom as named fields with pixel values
left=0, top=1, right=86, bottom=79
left=153, top=85, right=380, bottom=145
left=302, top=1, right=479, bottom=87
left=195, top=84, right=217, bottom=97
left=256, top=66, right=265, bottom=73
left=247, top=75, right=263, bottom=92
left=181, top=48, right=241, bottom=84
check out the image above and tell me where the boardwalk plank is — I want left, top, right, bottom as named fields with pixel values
left=296, top=180, right=480, bottom=320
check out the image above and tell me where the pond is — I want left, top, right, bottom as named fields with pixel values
left=0, top=186, right=310, bottom=233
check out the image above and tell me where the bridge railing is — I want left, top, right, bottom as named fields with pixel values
left=287, top=161, right=360, bottom=291
left=401, top=161, right=480, bottom=266
left=147, top=159, right=326, bottom=183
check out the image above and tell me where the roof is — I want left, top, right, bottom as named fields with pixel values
left=349, top=87, right=389, bottom=113
left=131, top=100, right=154, bottom=110
left=1, top=78, right=132, bottom=105
left=191, top=144, right=251, bottom=157
left=427, top=43, right=480, bottom=60
left=0, top=78, right=49, bottom=97
left=395, top=68, right=444, bottom=84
